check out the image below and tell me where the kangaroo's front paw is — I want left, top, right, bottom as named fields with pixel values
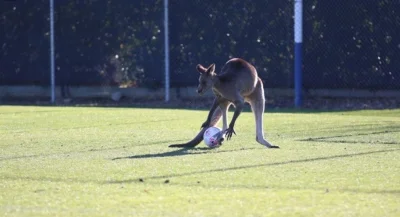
left=216, top=132, right=225, bottom=145
left=225, top=127, right=236, bottom=140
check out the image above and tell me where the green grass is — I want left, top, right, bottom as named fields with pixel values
left=0, top=105, right=399, bottom=217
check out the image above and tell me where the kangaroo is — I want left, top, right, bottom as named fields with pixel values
left=169, top=58, right=279, bottom=148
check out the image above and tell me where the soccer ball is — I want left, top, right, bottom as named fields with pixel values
left=203, top=127, right=223, bottom=148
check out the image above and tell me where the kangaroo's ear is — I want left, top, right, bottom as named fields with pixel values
left=196, top=64, right=207, bottom=74
left=206, top=64, right=215, bottom=75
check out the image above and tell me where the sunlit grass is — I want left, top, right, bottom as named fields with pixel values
left=0, top=106, right=399, bottom=217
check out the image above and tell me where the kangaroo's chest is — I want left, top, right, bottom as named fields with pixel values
left=212, top=86, right=237, bottom=102
left=212, top=87, right=223, bottom=98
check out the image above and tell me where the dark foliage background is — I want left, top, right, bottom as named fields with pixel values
left=0, top=0, right=399, bottom=90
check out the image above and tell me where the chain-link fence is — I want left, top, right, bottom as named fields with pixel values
left=303, top=0, right=400, bottom=90
left=1, top=0, right=399, bottom=93
left=168, top=0, right=293, bottom=88
left=1, top=0, right=164, bottom=88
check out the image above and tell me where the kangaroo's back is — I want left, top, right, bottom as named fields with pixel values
left=216, top=58, right=258, bottom=97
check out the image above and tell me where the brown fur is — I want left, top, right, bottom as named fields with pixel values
left=169, top=58, right=278, bottom=148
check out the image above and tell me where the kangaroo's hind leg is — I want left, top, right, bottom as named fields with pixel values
left=247, top=78, right=279, bottom=148
left=220, top=100, right=232, bottom=131
left=169, top=106, right=223, bottom=148
left=217, top=100, right=232, bottom=145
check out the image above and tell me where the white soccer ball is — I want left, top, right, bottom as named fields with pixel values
left=203, top=127, right=222, bottom=148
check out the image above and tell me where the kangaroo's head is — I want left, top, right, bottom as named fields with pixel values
left=196, top=63, right=216, bottom=95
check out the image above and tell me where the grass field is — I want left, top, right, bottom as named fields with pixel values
left=0, top=105, right=399, bottom=217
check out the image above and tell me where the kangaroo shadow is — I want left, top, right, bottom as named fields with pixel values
left=112, top=146, right=260, bottom=160
left=107, top=148, right=400, bottom=185
left=112, top=147, right=208, bottom=160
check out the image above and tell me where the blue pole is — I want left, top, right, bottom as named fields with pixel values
left=164, top=0, right=170, bottom=102
left=294, top=0, right=303, bottom=107
left=50, top=0, right=55, bottom=104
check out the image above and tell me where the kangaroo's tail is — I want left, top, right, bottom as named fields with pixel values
left=169, top=107, right=223, bottom=148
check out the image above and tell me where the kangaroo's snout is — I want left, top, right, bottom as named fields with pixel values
left=197, top=87, right=203, bottom=94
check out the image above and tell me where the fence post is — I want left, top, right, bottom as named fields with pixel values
left=164, top=0, right=170, bottom=102
left=49, top=0, right=56, bottom=103
left=294, top=0, right=303, bottom=107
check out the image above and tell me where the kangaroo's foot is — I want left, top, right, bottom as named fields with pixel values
left=256, top=136, right=279, bottom=149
